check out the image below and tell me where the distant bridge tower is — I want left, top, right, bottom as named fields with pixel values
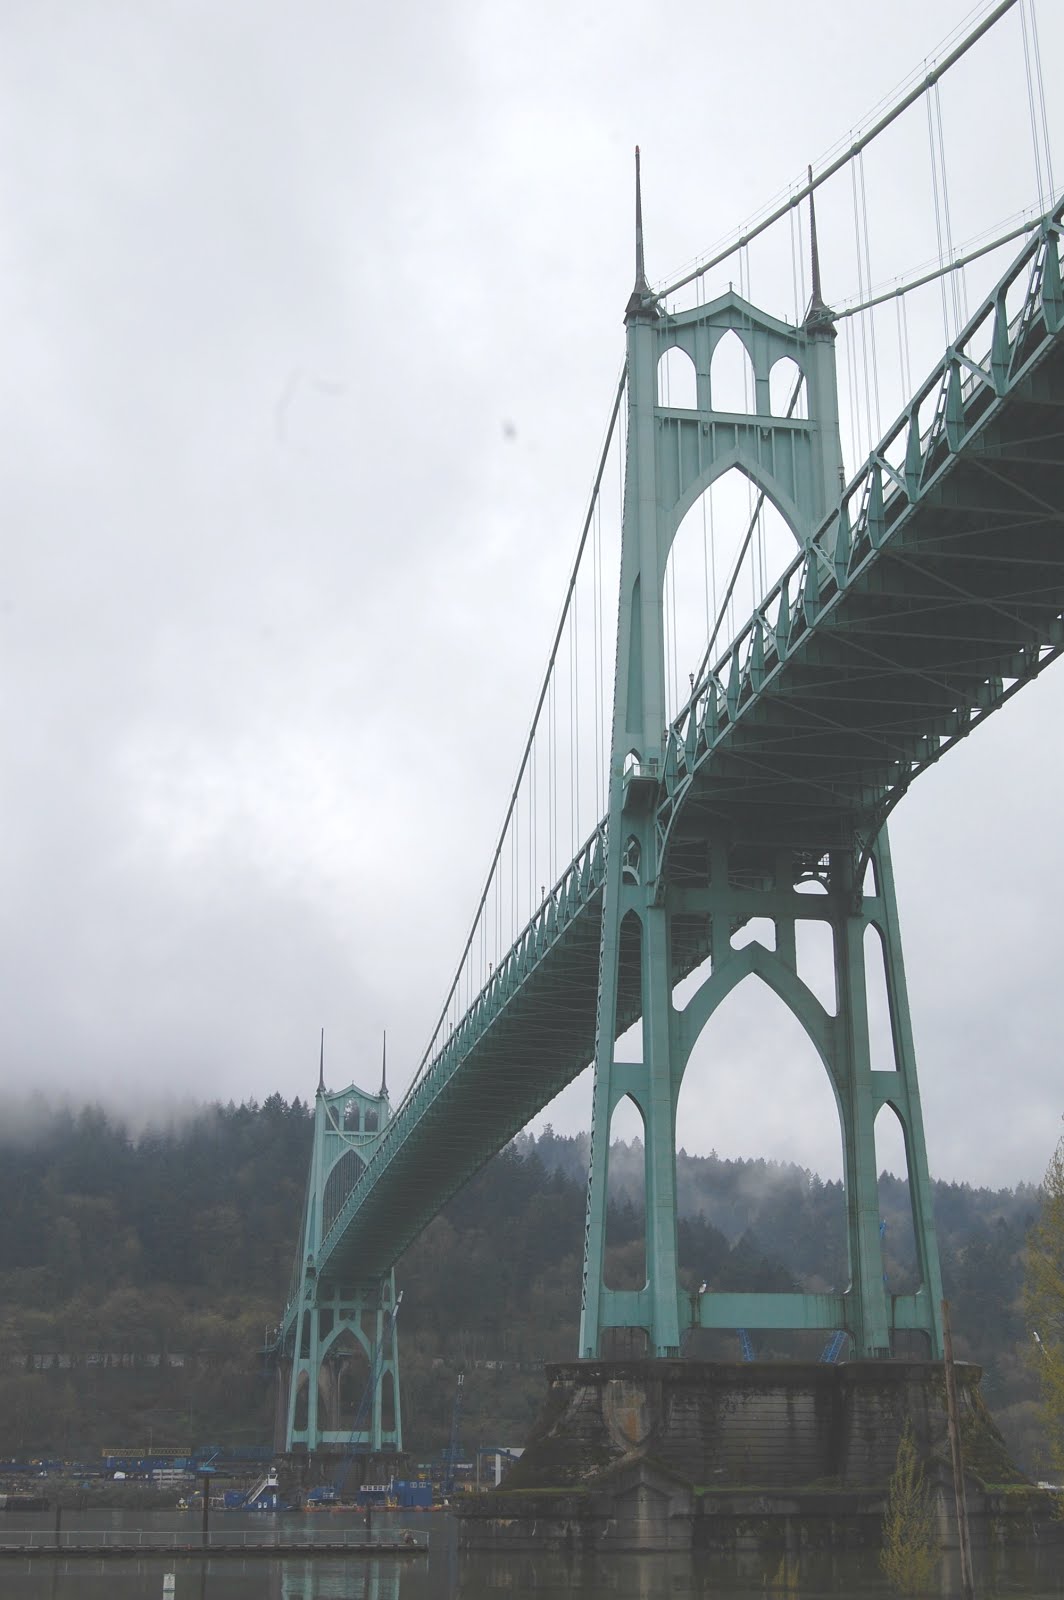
left=580, top=155, right=944, bottom=1362
left=275, top=1038, right=402, bottom=1455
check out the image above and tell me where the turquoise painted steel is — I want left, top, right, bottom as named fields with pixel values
left=280, top=196, right=1064, bottom=1371
left=278, top=1069, right=402, bottom=1455
left=580, top=165, right=944, bottom=1361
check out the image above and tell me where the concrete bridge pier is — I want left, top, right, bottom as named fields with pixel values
left=459, top=1358, right=1044, bottom=1555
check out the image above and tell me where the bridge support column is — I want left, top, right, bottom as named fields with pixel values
left=306, top=1298, right=322, bottom=1444
left=869, top=829, right=944, bottom=1355
left=582, top=879, right=684, bottom=1358
left=644, top=903, right=683, bottom=1354
left=833, top=848, right=892, bottom=1357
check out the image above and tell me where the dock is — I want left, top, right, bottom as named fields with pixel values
left=0, top=1530, right=428, bottom=1559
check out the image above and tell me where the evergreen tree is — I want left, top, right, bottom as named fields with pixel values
left=880, top=1420, right=937, bottom=1595
left=0, top=1098, right=1052, bottom=1461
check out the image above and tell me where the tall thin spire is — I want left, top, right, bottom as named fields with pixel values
left=317, top=1027, right=325, bottom=1095
left=380, top=1030, right=388, bottom=1099
left=804, top=165, right=835, bottom=332
left=626, top=146, right=658, bottom=322
left=808, top=167, right=823, bottom=308
left=634, top=146, right=648, bottom=292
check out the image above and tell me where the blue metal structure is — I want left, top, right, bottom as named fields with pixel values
left=820, top=1331, right=848, bottom=1364
left=275, top=101, right=1064, bottom=1440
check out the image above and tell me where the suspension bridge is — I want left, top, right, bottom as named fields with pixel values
left=273, top=0, right=1063, bottom=1455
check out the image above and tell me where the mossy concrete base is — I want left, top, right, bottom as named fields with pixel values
left=458, top=1359, right=1054, bottom=1553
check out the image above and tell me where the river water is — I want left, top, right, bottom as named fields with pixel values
left=0, top=1508, right=1061, bottom=1598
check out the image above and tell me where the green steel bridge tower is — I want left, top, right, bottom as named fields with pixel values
left=580, top=157, right=943, bottom=1361
left=275, top=1041, right=402, bottom=1456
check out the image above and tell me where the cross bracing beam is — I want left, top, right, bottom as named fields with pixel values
left=290, top=203, right=1064, bottom=1322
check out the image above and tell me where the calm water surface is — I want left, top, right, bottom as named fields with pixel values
left=1, top=1508, right=1061, bottom=1598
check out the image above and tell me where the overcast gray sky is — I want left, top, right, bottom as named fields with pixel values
left=1, top=0, right=1061, bottom=1188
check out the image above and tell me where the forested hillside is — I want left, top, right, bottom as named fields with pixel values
left=0, top=1097, right=1049, bottom=1473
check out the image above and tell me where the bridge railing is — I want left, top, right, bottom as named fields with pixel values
left=662, top=199, right=1064, bottom=822
left=406, top=817, right=608, bottom=1102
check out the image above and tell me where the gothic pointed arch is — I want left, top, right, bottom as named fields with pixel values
left=675, top=941, right=838, bottom=1109
left=660, top=468, right=803, bottom=724
left=672, top=963, right=848, bottom=1292
left=666, top=449, right=806, bottom=556
left=710, top=327, right=755, bottom=413
left=658, top=343, right=698, bottom=408
left=770, top=355, right=808, bottom=418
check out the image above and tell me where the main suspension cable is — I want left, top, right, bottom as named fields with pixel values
left=832, top=211, right=1044, bottom=321
left=657, top=0, right=1020, bottom=303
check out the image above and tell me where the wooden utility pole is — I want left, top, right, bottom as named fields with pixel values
left=941, top=1298, right=975, bottom=1599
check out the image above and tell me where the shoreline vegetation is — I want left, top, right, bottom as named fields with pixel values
left=0, top=1096, right=1051, bottom=1473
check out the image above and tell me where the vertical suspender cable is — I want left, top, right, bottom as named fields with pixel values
left=848, top=158, right=865, bottom=449
left=1028, top=0, right=1055, bottom=200
left=548, top=674, right=555, bottom=883
left=926, top=86, right=952, bottom=343
left=555, top=670, right=561, bottom=876
left=708, top=485, right=718, bottom=662
left=933, top=82, right=966, bottom=330
left=797, top=200, right=807, bottom=318
left=844, top=311, right=860, bottom=472
left=594, top=498, right=602, bottom=818
left=701, top=492, right=711, bottom=652
left=895, top=298, right=909, bottom=425
left=858, top=152, right=883, bottom=438
left=531, top=742, right=536, bottom=929
left=665, top=560, right=674, bottom=723
left=1020, top=0, right=1046, bottom=212
left=850, top=158, right=873, bottom=458
left=555, top=670, right=560, bottom=880
left=738, top=247, right=757, bottom=612
left=789, top=191, right=801, bottom=326
left=572, top=595, right=579, bottom=856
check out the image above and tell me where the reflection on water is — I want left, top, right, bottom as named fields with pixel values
left=0, top=1509, right=1061, bottom=1599
left=281, top=1554, right=410, bottom=1600
left=451, top=1548, right=1064, bottom=1599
